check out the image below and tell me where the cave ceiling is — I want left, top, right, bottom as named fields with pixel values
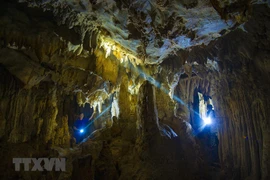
left=16, top=0, right=268, bottom=64
left=0, top=0, right=270, bottom=105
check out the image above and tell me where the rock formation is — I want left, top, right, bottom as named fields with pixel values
left=0, top=0, right=269, bottom=179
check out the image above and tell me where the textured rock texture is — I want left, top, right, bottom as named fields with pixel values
left=0, top=0, right=270, bottom=180
left=185, top=6, right=270, bottom=179
left=18, top=0, right=260, bottom=64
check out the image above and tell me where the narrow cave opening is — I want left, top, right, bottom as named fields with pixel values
left=71, top=102, right=95, bottom=144
left=76, top=103, right=94, bottom=120
left=193, top=89, right=215, bottom=130
left=70, top=92, right=118, bottom=144
left=193, top=89, right=219, bottom=166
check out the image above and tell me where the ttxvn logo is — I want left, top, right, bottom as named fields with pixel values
left=13, top=158, right=66, bottom=171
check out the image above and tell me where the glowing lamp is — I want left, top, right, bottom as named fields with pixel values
left=203, top=117, right=212, bottom=125
left=80, top=129, right=84, bottom=133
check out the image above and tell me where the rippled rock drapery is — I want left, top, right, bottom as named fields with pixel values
left=0, top=2, right=119, bottom=179
left=0, top=65, right=71, bottom=179
left=169, top=5, right=270, bottom=179
left=0, top=65, right=71, bottom=145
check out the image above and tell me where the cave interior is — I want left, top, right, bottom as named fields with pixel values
left=0, top=0, right=270, bottom=180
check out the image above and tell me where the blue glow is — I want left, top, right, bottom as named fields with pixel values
left=203, top=117, right=212, bottom=125
left=80, top=129, right=84, bottom=133
left=121, top=63, right=207, bottom=137
left=134, top=66, right=206, bottom=126
left=132, top=66, right=205, bottom=118
left=78, top=105, right=112, bottom=145
left=172, top=95, right=185, bottom=105
left=195, top=117, right=213, bottom=135
left=84, top=105, right=112, bottom=129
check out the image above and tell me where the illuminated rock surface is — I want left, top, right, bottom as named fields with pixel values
left=0, top=0, right=270, bottom=180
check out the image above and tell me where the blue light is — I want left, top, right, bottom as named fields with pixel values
left=83, top=105, right=112, bottom=130
left=203, top=117, right=212, bottom=125
left=77, top=105, right=112, bottom=145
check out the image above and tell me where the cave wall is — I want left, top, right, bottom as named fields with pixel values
left=0, top=3, right=121, bottom=178
left=0, top=65, right=71, bottom=145
left=148, top=5, right=270, bottom=180
left=176, top=5, right=270, bottom=179
left=0, top=65, right=73, bottom=179
left=212, top=25, right=270, bottom=179
left=215, top=78, right=268, bottom=180
left=0, top=1, right=269, bottom=180
left=75, top=81, right=210, bottom=180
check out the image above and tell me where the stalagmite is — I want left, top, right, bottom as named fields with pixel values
left=137, top=81, right=160, bottom=139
